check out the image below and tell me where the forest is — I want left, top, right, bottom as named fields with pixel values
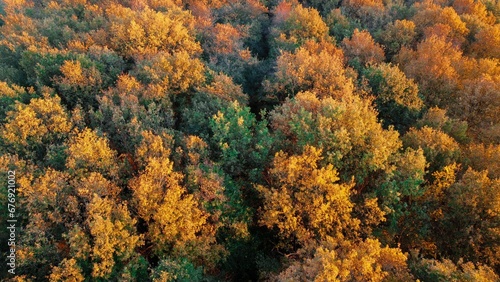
left=0, top=0, right=499, bottom=281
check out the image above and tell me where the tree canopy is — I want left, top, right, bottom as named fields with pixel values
left=0, top=0, right=499, bottom=281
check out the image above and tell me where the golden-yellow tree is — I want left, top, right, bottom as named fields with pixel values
left=270, top=91, right=401, bottom=185
left=129, top=131, right=223, bottom=263
left=257, top=145, right=356, bottom=245
left=264, top=40, right=353, bottom=101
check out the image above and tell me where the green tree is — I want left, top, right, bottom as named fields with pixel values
left=210, top=101, right=273, bottom=181
left=364, top=63, right=422, bottom=131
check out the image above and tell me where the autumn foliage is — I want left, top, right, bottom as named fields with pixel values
left=0, top=0, right=499, bottom=281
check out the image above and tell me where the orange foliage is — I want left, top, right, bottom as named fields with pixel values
left=342, top=29, right=385, bottom=65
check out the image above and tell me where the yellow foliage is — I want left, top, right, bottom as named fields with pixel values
left=343, top=0, right=385, bottom=10
left=107, top=5, right=201, bottom=57
left=370, top=63, right=422, bottom=110
left=257, top=145, right=356, bottom=243
left=66, top=128, right=117, bottom=174
left=466, top=143, right=500, bottom=179
left=129, top=157, right=210, bottom=256
left=184, top=135, right=209, bottom=165
left=377, top=19, right=416, bottom=54
left=429, top=163, right=459, bottom=199
left=278, top=4, right=329, bottom=45
left=59, top=60, right=85, bottom=85
left=19, top=168, right=69, bottom=224
left=0, top=81, right=26, bottom=98
left=135, top=130, right=173, bottom=165
left=412, top=0, right=469, bottom=45
left=276, top=238, right=412, bottom=282
left=0, top=1, right=48, bottom=50
left=2, top=93, right=71, bottom=147
left=49, top=258, right=85, bottom=282
left=416, top=258, right=499, bottom=281
left=394, top=149, right=426, bottom=183
left=86, top=195, right=143, bottom=278
left=74, top=172, right=121, bottom=201
left=66, top=225, right=91, bottom=261
left=200, top=72, right=248, bottom=104
left=398, top=35, right=462, bottom=107
left=403, top=126, right=460, bottom=172
left=137, top=51, right=205, bottom=94
left=116, top=74, right=142, bottom=93
left=271, top=91, right=401, bottom=180
left=209, top=23, right=244, bottom=55
left=473, top=25, right=500, bottom=59
left=266, top=40, right=353, bottom=100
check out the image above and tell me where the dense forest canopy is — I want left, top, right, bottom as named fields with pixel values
left=0, top=0, right=499, bottom=281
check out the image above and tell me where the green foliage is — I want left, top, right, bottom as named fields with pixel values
left=210, top=101, right=273, bottom=181
left=375, top=19, right=416, bottom=58
left=364, top=63, right=422, bottom=131
left=19, top=48, right=71, bottom=89
left=410, top=257, right=500, bottom=282
left=375, top=148, right=426, bottom=234
left=326, top=9, right=362, bottom=43
left=417, top=107, right=469, bottom=144
left=403, top=126, right=461, bottom=173
left=269, top=2, right=330, bottom=55
left=270, top=91, right=401, bottom=185
left=151, top=258, right=204, bottom=282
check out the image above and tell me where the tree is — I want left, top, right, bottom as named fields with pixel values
left=275, top=238, right=413, bottom=282
left=342, top=29, right=385, bottom=68
left=264, top=40, right=353, bottom=101
left=411, top=0, right=469, bottom=47
left=325, top=8, right=361, bottom=43
left=0, top=81, right=30, bottom=121
left=396, top=35, right=462, bottom=108
left=416, top=107, right=468, bottom=144
left=201, top=23, right=259, bottom=86
left=364, top=63, right=422, bottom=131
left=88, top=197, right=140, bottom=278
left=453, top=74, right=500, bottom=143
left=49, top=258, right=85, bottom=282
left=209, top=100, right=273, bottom=181
left=453, top=0, right=496, bottom=40
left=374, top=147, right=427, bottom=246
left=14, top=168, right=73, bottom=278
left=106, top=5, right=201, bottom=58
left=411, top=257, right=499, bottom=282
left=1, top=92, right=72, bottom=161
left=303, top=0, right=342, bottom=16
left=472, top=24, right=500, bottom=59
left=54, top=59, right=103, bottom=110
left=376, top=19, right=416, bottom=58
left=270, top=91, right=401, bottom=186
left=403, top=126, right=460, bottom=173
left=437, top=168, right=500, bottom=270
left=180, top=72, right=247, bottom=141
left=132, top=50, right=205, bottom=96
left=90, top=74, right=174, bottom=154
left=129, top=133, right=223, bottom=264
left=466, top=143, right=500, bottom=179
left=209, top=0, right=270, bottom=58
left=269, top=2, right=330, bottom=55
left=257, top=146, right=356, bottom=245
left=151, top=257, right=204, bottom=282
left=341, top=0, right=389, bottom=32
left=66, top=128, right=119, bottom=177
